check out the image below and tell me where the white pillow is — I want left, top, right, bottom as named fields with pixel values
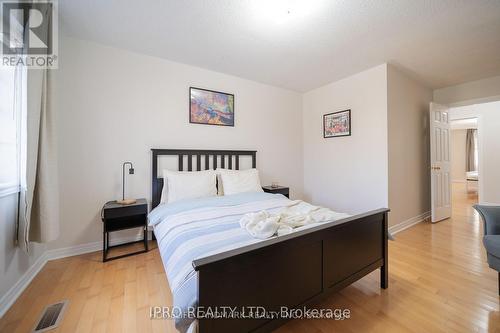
left=217, top=168, right=263, bottom=196
left=161, top=169, right=217, bottom=203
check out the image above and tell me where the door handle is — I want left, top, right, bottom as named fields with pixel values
left=431, top=166, right=441, bottom=170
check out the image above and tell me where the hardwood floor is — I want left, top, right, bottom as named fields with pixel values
left=1, top=183, right=498, bottom=332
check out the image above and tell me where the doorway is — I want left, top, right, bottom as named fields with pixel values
left=449, top=117, right=479, bottom=211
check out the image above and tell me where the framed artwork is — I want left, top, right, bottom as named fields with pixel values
left=189, top=87, right=234, bottom=126
left=323, top=109, right=351, bottom=138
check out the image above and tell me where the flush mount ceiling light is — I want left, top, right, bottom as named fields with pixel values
left=249, top=0, right=324, bottom=25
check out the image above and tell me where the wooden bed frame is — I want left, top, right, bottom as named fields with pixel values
left=151, top=149, right=389, bottom=333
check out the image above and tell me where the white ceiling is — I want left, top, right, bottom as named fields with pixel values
left=59, top=0, right=500, bottom=92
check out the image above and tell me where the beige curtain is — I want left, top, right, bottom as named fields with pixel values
left=465, top=129, right=477, bottom=172
left=20, top=3, right=59, bottom=251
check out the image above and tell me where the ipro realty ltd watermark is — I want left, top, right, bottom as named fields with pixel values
left=150, top=306, right=351, bottom=321
left=1, top=0, right=58, bottom=68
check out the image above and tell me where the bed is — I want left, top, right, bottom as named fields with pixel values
left=150, top=149, right=389, bottom=333
left=466, top=171, right=478, bottom=193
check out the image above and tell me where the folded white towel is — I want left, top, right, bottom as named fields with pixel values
left=239, top=200, right=350, bottom=239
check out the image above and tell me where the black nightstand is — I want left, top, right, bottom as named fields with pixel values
left=262, top=186, right=289, bottom=198
left=101, top=198, right=148, bottom=262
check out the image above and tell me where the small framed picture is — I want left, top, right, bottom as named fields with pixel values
left=189, top=87, right=235, bottom=126
left=323, top=109, right=351, bottom=138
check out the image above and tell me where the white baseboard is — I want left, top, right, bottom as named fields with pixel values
left=47, top=233, right=148, bottom=261
left=389, top=211, right=430, bottom=235
left=0, top=251, right=49, bottom=318
left=0, top=232, right=151, bottom=318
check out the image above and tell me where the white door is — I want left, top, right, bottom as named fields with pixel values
left=430, top=103, right=452, bottom=222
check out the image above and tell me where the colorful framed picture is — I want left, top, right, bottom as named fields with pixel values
left=323, top=109, right=351, bottom=138
left=189, top=87, right=234, bottom=126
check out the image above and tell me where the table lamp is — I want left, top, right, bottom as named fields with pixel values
left=117, top=161, right=137, bottom=205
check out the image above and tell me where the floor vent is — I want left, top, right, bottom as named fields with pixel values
left=33, top=300, right=69, bottom=332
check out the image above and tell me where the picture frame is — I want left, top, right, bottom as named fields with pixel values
left=323, top=109, right=351, bottom=138
left=189, top=87, right=235, bottom=126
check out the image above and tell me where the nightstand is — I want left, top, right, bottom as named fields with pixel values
left=262, top=186, right=289, bottom=198
left=101, top=198, right=148, bottom=262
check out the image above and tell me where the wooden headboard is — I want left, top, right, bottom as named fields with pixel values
left=151, top=149, right=257, bottom=209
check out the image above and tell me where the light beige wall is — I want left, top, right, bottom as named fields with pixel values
left=302, top=63, right=433, bottom=227
left=433, top=75, right=500, bottom=106
left=387, top=65, right=433, bottom=227
left=451, top=129, right=467, bottom=182
left=51, top=36, right=304, bottom=249
left=302, top=64, right=389, bottom=214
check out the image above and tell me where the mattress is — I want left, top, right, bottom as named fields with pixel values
left=466, top=171, right=478, bottom=181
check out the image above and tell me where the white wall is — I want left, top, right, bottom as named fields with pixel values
left=302, top=64, right=388, bottom=214
left=450, top=102, right=500, bottom=204
left=387, top=65, right=433, bottom=226
left=451, top=129, right=467, bottom=182
left=0, top=194, right=46, bottom=309
left=51, top=36, right=304, bottom=249
left=434, top=75, right=500, bottom=106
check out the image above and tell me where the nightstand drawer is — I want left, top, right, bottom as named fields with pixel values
left=268, top=188, right=289, bottom=196
left=105, top=215, right=146, bottom=232
left=262, top=186, right=289, bottom=198
left=103, top=203, right=147, bottom=219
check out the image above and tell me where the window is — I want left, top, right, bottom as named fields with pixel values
left=0, top=63, right=24, bottom=196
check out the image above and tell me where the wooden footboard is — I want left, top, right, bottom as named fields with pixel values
left=193, top=208, right=389, bottom=333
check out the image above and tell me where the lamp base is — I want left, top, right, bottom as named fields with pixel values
left=116, top=199, right=137, bottom=205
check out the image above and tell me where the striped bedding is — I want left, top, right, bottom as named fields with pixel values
left=148, top=192, right=323, bottom=332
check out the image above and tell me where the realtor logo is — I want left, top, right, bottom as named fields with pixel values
left=1, top=0, right=58, bottom=68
